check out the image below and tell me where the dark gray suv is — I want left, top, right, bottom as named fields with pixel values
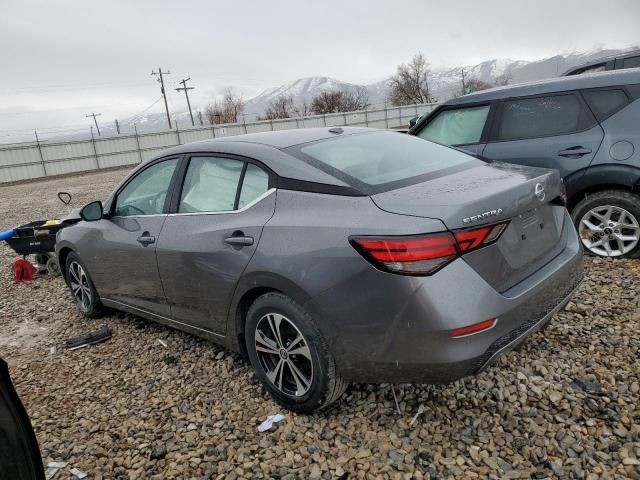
left=409, top=69, right=640, bottom=258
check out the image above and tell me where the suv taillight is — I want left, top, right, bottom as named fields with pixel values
left=351, top=221, right=509, bottom=275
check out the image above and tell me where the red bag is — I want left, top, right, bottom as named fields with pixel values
left=13, top=259, right=37, bottom=283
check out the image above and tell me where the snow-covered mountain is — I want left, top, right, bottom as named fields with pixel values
left=34, top=47, right=635, bottom=143
left=243, top=77, right=368, bottom=116
left=245, top=47, right=635, bottom=112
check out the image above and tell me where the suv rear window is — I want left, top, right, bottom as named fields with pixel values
left=497, top=94, right=594, bottom=141
left=582, top=89, right=630, bottom=122
left=291, top=131, right=476, bottom=187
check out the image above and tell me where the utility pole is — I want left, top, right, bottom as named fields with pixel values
left=115, top=119, right=120, bottom=134
left=86, top=112, right=102, bottom=136
left=176, top=77, right=195, bottom=126
left=151, top=67, right=172, bottom=129
left=460, top=68, right=466, bottom=95
left=198, top=110, right=204, bottom=126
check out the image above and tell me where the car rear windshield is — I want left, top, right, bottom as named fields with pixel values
left=288, top=131, right=477, bottom=189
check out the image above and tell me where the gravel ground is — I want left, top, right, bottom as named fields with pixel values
left=1, top=167, right=639, bottom=480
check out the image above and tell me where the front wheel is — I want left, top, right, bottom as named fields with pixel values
left=64, top=252, right=104, bottom=318
left=571, top=190, right=640, bottom=258
left=245, top=293, right=348, bottom=413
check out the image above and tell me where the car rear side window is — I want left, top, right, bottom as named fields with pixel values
left=179, top=157, right=270, bottom=213
left=582, top=89, right=630, bottom=122
left=294, top=131, right=475, bottom=187
left=238, top=163, right=269, bottom=208
left=497, top=94, right=594, bottom=141
left=622, top=56, right=640, bottom=69
left=180, top=157, right=243, bottom=213
left=416, top=105, right=490, bottom=146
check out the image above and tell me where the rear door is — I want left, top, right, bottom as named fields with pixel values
left=413, top=103, right=494, bottom=156
left=157, top=154, right=276, bottom=335
left=482, top=92, right=604, bottom=179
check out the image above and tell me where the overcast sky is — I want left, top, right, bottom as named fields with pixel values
left=1, top=0, right=638, bottom=139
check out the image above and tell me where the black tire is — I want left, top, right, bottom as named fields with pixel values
left=64, top=252, right=104, bottom=318
left=571, top=190, right=640, bottom=259
left=245, top=292, right=348, bottom=413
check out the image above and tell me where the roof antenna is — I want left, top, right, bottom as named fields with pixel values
left=328, top=127, right=344, bottom=134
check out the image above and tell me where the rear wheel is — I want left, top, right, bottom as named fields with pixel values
left=571, top=190, right=640, bottom=258
left=64, top=252, right=103, bottom=318
left=245, top=293, right=347, bottom=413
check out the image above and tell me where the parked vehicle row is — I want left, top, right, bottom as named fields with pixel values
left=57, top=127, right=583, bottom=412
left=409, top=69, right=640, bottom=258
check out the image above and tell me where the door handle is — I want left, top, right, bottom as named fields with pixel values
left=558, top=146, right=592, bottom=158
left=136, top=234, right=155, bottom=246
left=224, top=235, right=254, bottom=247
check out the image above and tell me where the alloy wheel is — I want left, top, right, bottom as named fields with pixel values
left=254, top=313, right=314, bottom=397
left=579, top=205, right=640, bottom=257
left=68, top=261, right=92, bottom=311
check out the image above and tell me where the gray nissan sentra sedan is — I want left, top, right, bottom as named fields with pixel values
left=56, top=127, right=583, bottom=412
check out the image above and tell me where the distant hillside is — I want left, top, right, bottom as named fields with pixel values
left=38, top=47, right=635, bottom=143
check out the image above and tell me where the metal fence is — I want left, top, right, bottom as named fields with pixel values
left=0, top=102, right=437, bottom=184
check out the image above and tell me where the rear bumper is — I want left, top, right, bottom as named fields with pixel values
left=305, top=209, right=584, bottom=383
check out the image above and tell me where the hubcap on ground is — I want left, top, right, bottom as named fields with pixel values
left=68, top=261, right=92, bottom=311
left=579, top=205, right=639, bottom=257
left=254, top=313, right=313, bottom=397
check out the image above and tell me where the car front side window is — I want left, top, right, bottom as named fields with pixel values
left=416, top=105, right=490, bottom=146
left=115, top=159, right=179, bottom=217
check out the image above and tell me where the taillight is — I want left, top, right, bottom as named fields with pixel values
left=351, top=221, right=509, bottom=276
left=451, top=318, right=497, bottom=338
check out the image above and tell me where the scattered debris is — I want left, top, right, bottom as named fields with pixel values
left=390, top=385, right=402, bottom=415
left=157, top=339, right=168, bottom=348
left=257, top=413, right=286, bottom=432
left=410, top=404, right=425, bottom=426
left=150, top=444, right=167, bottom=460
left=70, top=467, right=88, bottom=479
left=570, top=377, right=605, bottom=396
left=13, top=258, right=37, bottom=283
left=64, top=326, right=112, bottom=351
left=45, top=461, right=67, bottom=479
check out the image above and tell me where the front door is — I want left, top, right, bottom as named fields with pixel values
left=157, top=155, right=275, bottom=335
left=86, top=158, right=180, bottom=315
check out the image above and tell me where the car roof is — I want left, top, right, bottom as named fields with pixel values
left=562, top=48, right=640, bottom=75
left=442, top=68, right=640, bottom=105
left=140, top=127, right=378, bottom=190
left=173, top=126, right=373, bottom=150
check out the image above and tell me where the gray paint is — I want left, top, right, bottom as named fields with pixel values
left=56, top=128, right=583, bottom=384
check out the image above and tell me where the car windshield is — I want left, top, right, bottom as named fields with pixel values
left=290, top=131, right=476, bottom=187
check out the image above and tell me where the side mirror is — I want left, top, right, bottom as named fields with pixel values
left=80, top=201, right=103, bottom=222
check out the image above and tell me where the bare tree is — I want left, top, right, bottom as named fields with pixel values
left=494, top=71, right=512, bottom=86
left=310, top=88, right=369, bottom=114
left=261, top=95, right=296, bottom=120
left=295, top=100, right=311, bottom=117
left=204, top=88, right=245, bottom=124
left=388, top=53, right=433, bottom=105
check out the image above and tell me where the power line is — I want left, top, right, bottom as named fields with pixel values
left=151, top=67, right=172, bottom=129
left=85, top=112, right=102, bottom=136
left=176, top=77, right=195, bottom=127
left=120, top=96, right=163, bottom=126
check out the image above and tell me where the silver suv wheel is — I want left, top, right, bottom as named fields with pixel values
left=254, top=313, right=313, bottom=397
left=579, top=205, right=640, bottom=257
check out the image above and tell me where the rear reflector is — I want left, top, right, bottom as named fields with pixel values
left=351, top=221, right=509, bottom=276
left=451, top=318, right=497, bottom=338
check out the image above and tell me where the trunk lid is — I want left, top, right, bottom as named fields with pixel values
left=371, top=162, right=567, bottom=292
